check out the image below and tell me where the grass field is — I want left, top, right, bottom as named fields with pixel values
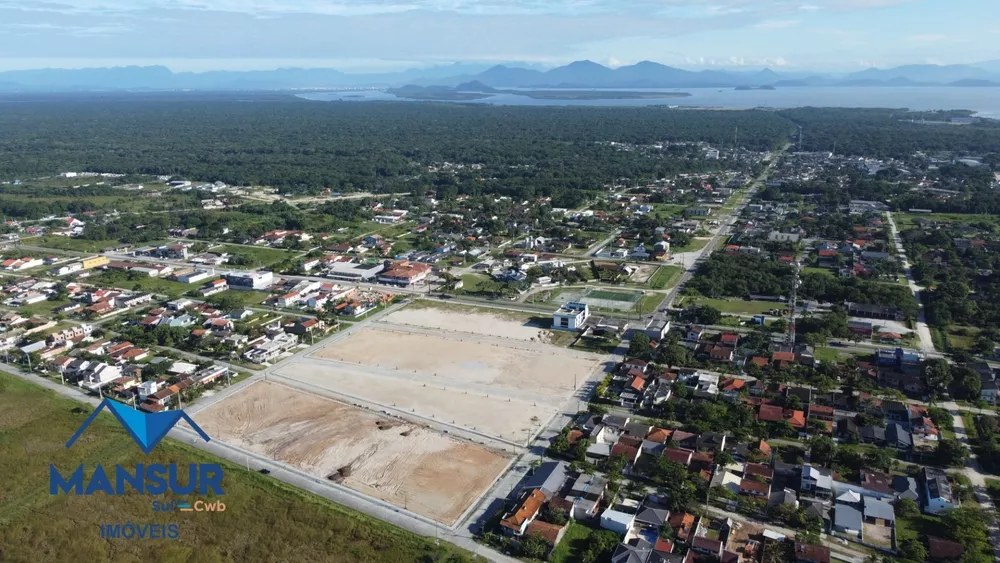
left=0, top=370, right=474, bottom=563
left=29, top=236, right=120, bottom=253
left=90, top=271, right=206, bottom=299
left=16, top=295, right=74, bottom=317
left=636, top=293, right=663, bottom=314
left=570, top=335, right=621, bottom=355
left=672, top=238, right=709, bottom=254
left=802, top=267, right=834, bottom=277
left=588, top=290, right=639, bottom=302
left=216, top=244, right=293, bottom=268
left=815, top=346, right=851, bottom=363
left=648, top=265, right=682, bottom=289
left=549, top=521, right=603, bottom=563
left=459, top=274, right=492, bottom=293
left=679, top=297, right=779, bottom=315
left=895, top=212, right=998, bottom=231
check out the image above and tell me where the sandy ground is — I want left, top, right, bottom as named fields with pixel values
left=382, top=306, right=545, bottom=341
left=273, top=361, right=558, bottom=442
left=194, top=381, right=510, bottom=525
left=630, top=264, right=659, bottom=284
left=313, top=327, right=600, bottom=397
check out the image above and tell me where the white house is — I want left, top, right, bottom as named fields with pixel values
left=600, top=508, right=635, bottom=535
left=553, top=302, right=590, bottom=331
left=923, top=468, right=956, bottom=515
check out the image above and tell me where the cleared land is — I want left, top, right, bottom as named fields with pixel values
left=312, top=327, right=598, bottom=401
left=195, top=381, right=510, bottom=526
left=383, top=303, right=546, bottom=341
left=0, top=371, right=473, bottom=563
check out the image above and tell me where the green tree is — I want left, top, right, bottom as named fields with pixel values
left=809, top=436, right=836, bottom=466
left=899, top=538, right=927, bottom=562
left=935, top=439, right=969, bottom=467
left=629, top=332, right=652, bottom=359
left=923, top=358, right=952, bottom=398
left=519, top=534, right=549, bottom=559
left=894, top=498, right=919, bottom=518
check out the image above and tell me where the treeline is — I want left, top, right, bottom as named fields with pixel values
left=0, top=95, right=794, bottom=195
left=779, top=107, right=1000, bottom=158
left=686, top=253, right=795, bottom=298
left=798, top=273, right=919, bottom=319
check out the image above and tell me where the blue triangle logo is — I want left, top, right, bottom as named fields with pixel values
left=66, top=399, right=210, bottom=454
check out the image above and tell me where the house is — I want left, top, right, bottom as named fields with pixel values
left=923, top=468, right=956, bottom=515
left=863, top=498, right=895, bottom=526
left=686, top=326, right=706, bottom=342
left=833, top=503, right=863, bottom=537
left=668, top=512, right=697, bottom=542
left=600, top=508, right=635, bottom=535
left=886, top=423, right=912, bottom=450
left=739, top=479, right=770, bottom=498
left=500, top=489, right=545, bottom=536
left=378, top=261, right=431, bottom=286
left=801, top=465, right=833, bottom=499
left=793, top=542, right=830, bottom=563
left=553, top=302, right=590, bottom=331
left=519, top=461, right=568, bottom=500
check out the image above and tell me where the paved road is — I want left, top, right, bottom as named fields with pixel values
left=884, top=211, right=936, bottom=354
left=948, top=406, right=1000, bottom=561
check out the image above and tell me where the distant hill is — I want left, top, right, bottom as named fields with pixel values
left=1, top=60, right=1000, bottom=92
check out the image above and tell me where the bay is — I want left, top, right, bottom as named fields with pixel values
left=298, top=86, right=1000, bottom=117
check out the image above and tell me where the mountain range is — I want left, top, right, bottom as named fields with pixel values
left=1, top=60, right=999, bottom=91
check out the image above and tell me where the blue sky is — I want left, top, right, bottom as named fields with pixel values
left=0, top=0, right=997, bottom=72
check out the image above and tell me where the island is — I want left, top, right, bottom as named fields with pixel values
left=388, top=83, right=692, bottom=101
left=516, top=90, right=692, bottom=100
left=734, top=85, right=777, bottom=91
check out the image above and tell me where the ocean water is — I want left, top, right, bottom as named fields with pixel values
left=298, top=86, right=1000, bottom=117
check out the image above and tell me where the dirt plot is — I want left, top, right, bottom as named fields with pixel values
left=383, top=305, right=545, bottom=341
left=273, top=362, right=557, bottom=443
left=629, top=264, right=659, bottom=284
left=194, top=381, right=510, bottom=526
left=313, top=327, right=600, bottom=398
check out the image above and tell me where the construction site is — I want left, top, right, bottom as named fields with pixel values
left=193, top=381, right=511, bottom=526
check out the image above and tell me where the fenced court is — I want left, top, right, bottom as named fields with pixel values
left=551, top=287, right=643, bottom=312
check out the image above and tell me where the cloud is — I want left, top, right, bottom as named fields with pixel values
left=906, top=33, right=948, bottom=43
left=754, top=19, right=800, bottom=29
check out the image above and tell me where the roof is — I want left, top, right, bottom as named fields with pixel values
left=635, top=504, right=670, bottom=527
left=524, top=520, right=563, bottom=546
left=611, top=443, right=639, bottom=461
left=521, top=461, right=568, bottom=496
left=647, top=427, right=673, bottom=443
left=663, top=448, right=693, bottom=466
left=758, top=404, right=784, bottom=423
left=692, top=537, right=722, bottom=554
left=861, top=470, right=894, bottom=494
left=500, top=489, right=545, bottom=532
left=745, top=463, right=774, bottom=480
left=785, top=410, right=806, bottom=428
left=740, top=479, right=770, bottom=495
left=834, top=503, right=863, bottom=531
left=863, top=498, right=895, bottom=522
left=928, top=536, right=965, bottom=560
left=772, top=351, right=796, bottom=362
left=668, top=512, right=696, bottom=540
left=794, top=542, right=830, bottom=563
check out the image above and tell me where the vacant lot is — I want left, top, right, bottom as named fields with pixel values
left=383, top=302, right=545, bottom=341
left=0, top=372, right=473, bottom=563
left=313, top=327, right=597, bottom=399
left=274, top=361, right=556, bottom=442
left=195, top=381, right=510, bottom=525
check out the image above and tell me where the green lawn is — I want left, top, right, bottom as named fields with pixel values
left=548, top=521, right=598, bottom=563
left=206, top=289, right=271, bottom=307
left=17, top=296, right=74, bottom=317
left=895, top=513, right=943, bottom=543
left=895, top=212, right=998, bottom=231
left=815, top=346, right=850, bottom=363
left=570, top=335, right=621, bottom=355
left=648, top=265, right=682, bottom=289
left=216, top=244, right=294, bottom=269
left=636, top=293, right=664, bottom=314
left=802, top=267, right=834, bottom=277
left=90, top=271, right=206, bottom=299
left=652, top=204, right=687, bottom=217
left=672, top=238, right=709, bottom=253
left=30, top=236, right=120, bottom=253
left=679, top=297, right=781, bottom=316
left=459, top=274, right=492, bottom=293
left=0, top=370, right=473, bottom=563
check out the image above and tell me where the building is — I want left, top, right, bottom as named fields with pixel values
left=794, top=542, right=830, bottom=563
left=553, top=302, right=590, bottom=331
left=225, top=271, right=273, bottom=291
left=378, top=262, right=431, bottom=286
left=923, top=468, right=956, bottom=515
left=81, top=255, right=110, bottom=270
left=801, top=464, right=833, bottom=499
left=325, top=261, right=385, bottom=282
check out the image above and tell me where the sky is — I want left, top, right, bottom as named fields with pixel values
left=0, top=0, right=997, bottom=73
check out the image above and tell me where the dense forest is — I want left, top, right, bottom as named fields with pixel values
left=779, top=107, right=1000, bottom=159
left=0, top=93, right=795, bottom=200
left=686, top=254, right=796, bottom=298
